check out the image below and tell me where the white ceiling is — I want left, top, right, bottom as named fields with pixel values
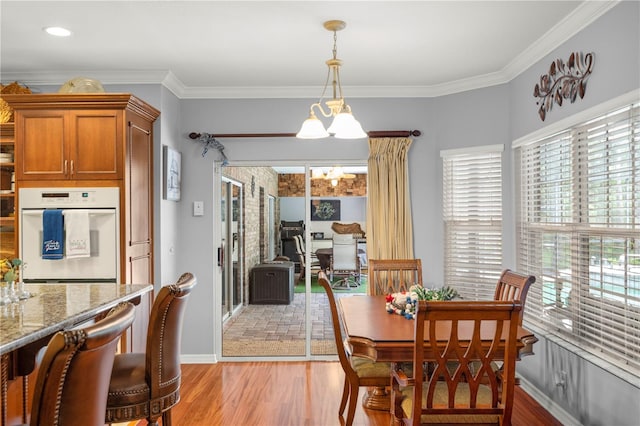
left=0, top=1, right=616, bottom=99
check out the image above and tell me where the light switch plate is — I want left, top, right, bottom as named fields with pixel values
left=193, top=201, right=204, bottom=216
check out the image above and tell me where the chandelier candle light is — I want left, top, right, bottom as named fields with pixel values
left=297, top=20, right=367, bottom=140
left=311, top=166, right=356, bottom=186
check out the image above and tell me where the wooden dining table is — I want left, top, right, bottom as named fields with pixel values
left=337, top=295, right=538, bottom=411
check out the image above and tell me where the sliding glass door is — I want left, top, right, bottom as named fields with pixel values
left=221, top=177, right=243, bottom=322
left=218, top=164, right=366, bottom=359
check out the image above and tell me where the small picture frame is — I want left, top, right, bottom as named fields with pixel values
left=163, top=146, right=181, bottom=201
left=311, top=199, right=340, bottom=221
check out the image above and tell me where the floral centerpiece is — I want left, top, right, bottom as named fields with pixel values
left=386, top=284, right=459, bottom=319
left=0, top=258, right=22, bottom=283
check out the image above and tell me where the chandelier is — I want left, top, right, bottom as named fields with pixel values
left=296, top=20, right=367, bottom=139
left=311, top=167, right=356, bottom=187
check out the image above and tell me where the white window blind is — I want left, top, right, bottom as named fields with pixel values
left=442, top=146, right=503, bottom=299
left=517, top=104, right=640, bottom=376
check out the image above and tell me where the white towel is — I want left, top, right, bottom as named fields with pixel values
left=64, top=210, right=91, bottom=258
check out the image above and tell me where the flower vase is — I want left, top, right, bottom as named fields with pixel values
left=0, top=283, right=11, bottom=305
left=8, top=281, right=19, bottom=303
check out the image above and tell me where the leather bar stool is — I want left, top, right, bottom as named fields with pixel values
left=105, top=272, right=197, bottom=426
left=30, top=302, right=136, bottom=426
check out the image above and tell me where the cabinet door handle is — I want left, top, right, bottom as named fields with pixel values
left=64, top=160, right=68, bottom=175
left=70, top=160, right=74, bottom=176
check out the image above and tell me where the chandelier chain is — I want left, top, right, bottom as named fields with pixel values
left=296, top=19, right=366, bottom=139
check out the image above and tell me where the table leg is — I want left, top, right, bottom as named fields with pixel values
left=361, top=386, right=390, bottom=411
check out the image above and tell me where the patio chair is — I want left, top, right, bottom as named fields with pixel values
left=330, top=234, right=360, bottom=288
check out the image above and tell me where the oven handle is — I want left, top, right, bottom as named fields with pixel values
left=21, top=209, right=116, bottom=216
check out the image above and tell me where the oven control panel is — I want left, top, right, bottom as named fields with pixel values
left=41, top=190, right=97, bottom=204
left=19, top=187, right=120, bottom=209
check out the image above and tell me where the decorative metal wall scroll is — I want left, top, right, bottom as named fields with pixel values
left=534, top=51, right=594, bottom=121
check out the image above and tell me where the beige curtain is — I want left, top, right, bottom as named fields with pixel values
left=366, top=137, right=414, bottom=264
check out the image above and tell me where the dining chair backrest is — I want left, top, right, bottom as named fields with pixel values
left=331, top=234, right=358, bottom=271
left=317, top=271, right=355, bottom=374
left=368, top=258, right=423, bottom=295
left=332, top=233, right=354, bottom=244
left=494, top=269, right=536, bottom=325
left=392, top=300, right=522, bottom=426
left=105, top=272, right=197, bottom=425
left=293, top=234, right=305, bottom=263
left=30, top=302, right=135, bottom=426
left=293, top=234, right=306, bottom=255
left=293, top=234, right=321, bottom=283
left=145, top=272, right=196, bottom=401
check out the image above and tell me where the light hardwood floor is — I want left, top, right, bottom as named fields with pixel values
left=170, top=361, right=562, bottom=426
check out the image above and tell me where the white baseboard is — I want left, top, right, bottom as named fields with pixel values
left=180, top=354, right=218, bottom=364
left=518, top=377, right=580, bottom=426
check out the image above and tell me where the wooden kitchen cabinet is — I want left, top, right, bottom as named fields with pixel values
left=3, top=94, right=160, bottom=285
left=14, top=107, right=123, bottom=181
left=0, top=123, right=16, bottom=259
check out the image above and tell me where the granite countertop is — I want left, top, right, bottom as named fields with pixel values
left=0, top=283, right=152, bottom=355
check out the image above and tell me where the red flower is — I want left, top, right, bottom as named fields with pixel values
left=385, top=294, right=394, bottom=302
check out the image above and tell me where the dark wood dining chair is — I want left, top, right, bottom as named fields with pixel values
left=368, top=258, right=423, bottom=295
left=494, top=269, right=536, bottom=324
left=390, top=300, right=522, bottom=426
left=105, top=272, right=197, bottom=426
left=491, top=269, right=536, bottom=385
left=30, top=302, right=136, bottom=426
left=317, top=271, right=391, bottom=426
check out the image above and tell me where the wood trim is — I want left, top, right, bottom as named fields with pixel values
left=2, top=94, right=160, bottom=120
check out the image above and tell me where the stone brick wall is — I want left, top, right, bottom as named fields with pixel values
left=222, top=166, right=279, bottom=302
left=278, top=173, right=367, bottom=197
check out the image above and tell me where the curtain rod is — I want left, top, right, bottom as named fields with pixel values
left=188, top=130, right=421, bottom=140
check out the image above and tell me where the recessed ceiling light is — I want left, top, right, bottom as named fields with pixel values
left=44, top=26, right=72, bottom=37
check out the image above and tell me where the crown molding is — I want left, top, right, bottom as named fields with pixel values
left=2, top=1, right=617, bottom=100
left=2, top=70, right=171, bottom=89
left=501, top=0, right=619, bottom=81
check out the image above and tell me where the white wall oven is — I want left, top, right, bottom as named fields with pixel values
left=19, top=187, right=119, bottom=282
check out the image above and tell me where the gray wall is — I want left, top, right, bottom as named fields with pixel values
left=506, top=3, right=640, bottom=425
left=172, top=3, right=640, bottom=424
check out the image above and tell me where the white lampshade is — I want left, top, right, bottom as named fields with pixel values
left=327, top=111, right=367, bottom=139
left=311, top=168, right=325, bottom=179
left=326, top=167, right=343, bottom=180
left=296, top=113, right=330, bottom=139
